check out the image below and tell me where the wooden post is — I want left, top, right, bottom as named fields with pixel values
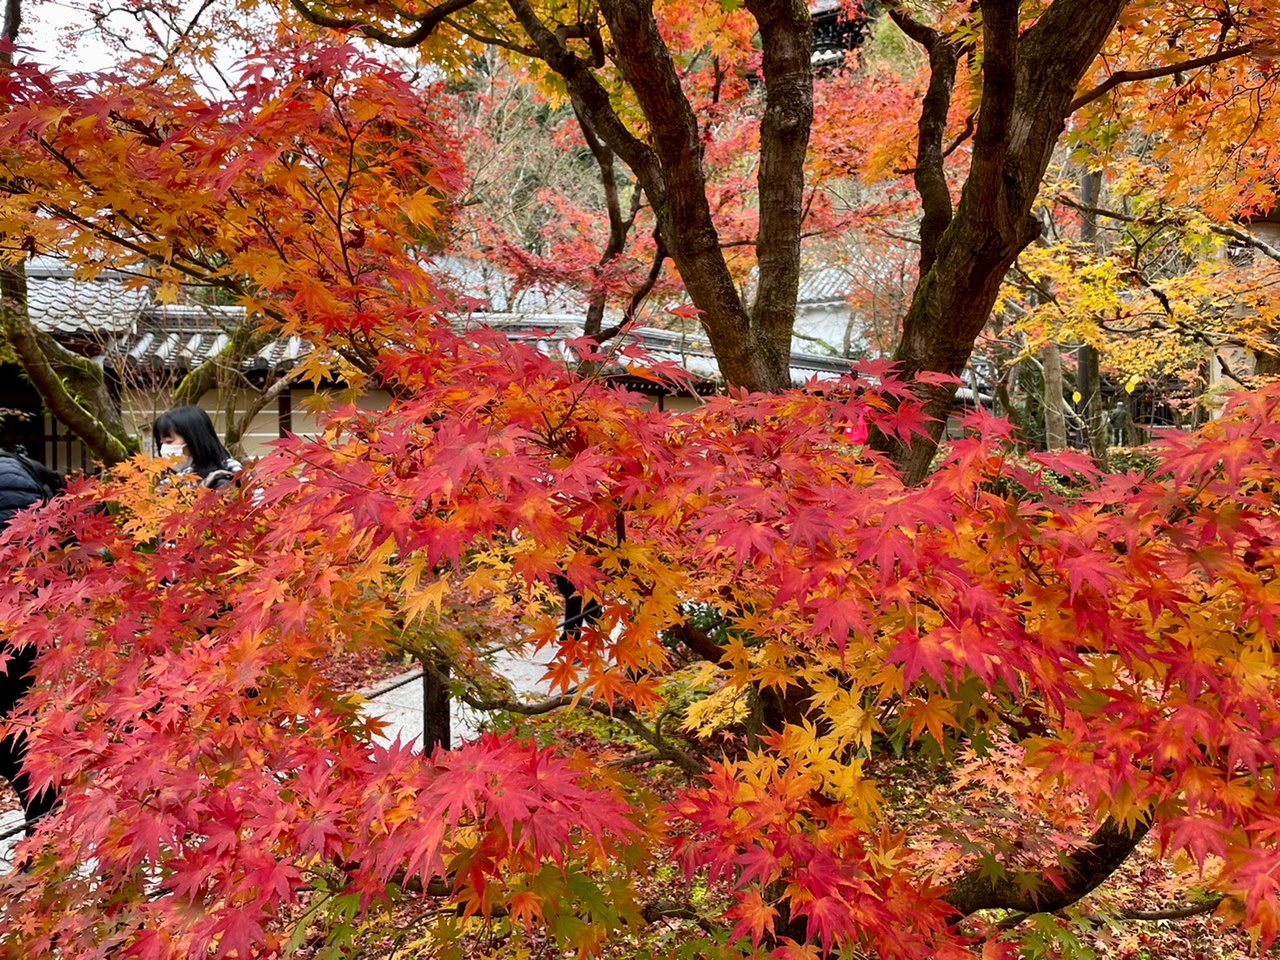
left=1041, top=342, right=1067, bottom=450
left=422, top=657, right=451, bottom=753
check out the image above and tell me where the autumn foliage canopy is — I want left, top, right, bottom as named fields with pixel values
left=2, top=2, right=1280, bottom=958
left=4, top=261, right=1280, bottom=956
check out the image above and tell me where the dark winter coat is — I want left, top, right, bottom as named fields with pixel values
left=0, top=451, right=63, bottom=827
left=0, top=454, right=50, bottom=530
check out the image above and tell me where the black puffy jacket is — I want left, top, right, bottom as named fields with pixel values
left=0, top=454, right=51, bottom=530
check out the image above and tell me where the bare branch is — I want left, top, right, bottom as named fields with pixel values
left=1055, top=193, right=1280, bottom=264
left=226, top=372, right=294, bottom=454
left=1121, top=896, right=1224, bottom=921
left=290, top=0, right=476, bottom=48
left=942, top=112, right=975, bottom=159
left=621, top=229, right=666, bottom=323
left=1209, top=221, right=1280, bottom=265
left=173, top=325, right=278, bottom=408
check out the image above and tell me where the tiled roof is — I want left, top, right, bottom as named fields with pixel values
left=142, top=304, right=248, bottom=332
left=479, top=316, right=855, bottom=388
left=26, top=258, right=149, bottom=337
left=22, top=259, right=300, bottom=373
left=433, top=255, right=588, bottom=316
left=110, top=331, right=306, bottom=372
left=795, top=266, right=851, bottom=304
left=23, top=255, right=862, bottom=385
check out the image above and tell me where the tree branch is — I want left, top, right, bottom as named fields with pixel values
left=505, top=0, right=661, bottom=192
left=1, top=267, right=139, bottom=465
left=942, top=112, right=975, bottom=159
left=592, top=0, right=770, bottom=388
left=1055, top=192, right=1280, bottom=265
left=226, top=372, right=293, bottom=454
left=890, top=11, right=958, bottom=274
left=882, top=0, right=1128, bottom=483
left=671, top=620, right=728, bottom=665
left=622, top=228, right=666, bottom=324
left=290, top=0, right=476, bottom=48
left=1070, top=43, right=1256, bottom=112
left=885, top=6, right=935, bottom=48
left=452, top=676, right=707, bottom=775
left=2, top=0, right=19, bottom=43
left=572, top=101, right=632, bottom=342
left=440, top=16, right=538, bottom=57
left=1121, top=896, right=1224, bottom=921
left=1204, top=221, right=1280, bottom=265
left=967, top=0, right=1020, bottom=206
left=945, top=817, right=1150, bottom=916
left=172, top=324, right=278, bottom=408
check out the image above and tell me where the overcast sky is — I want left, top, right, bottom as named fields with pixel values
left=19, top=0, right=123, bottom=71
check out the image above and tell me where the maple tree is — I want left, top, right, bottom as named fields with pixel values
left=4, top=290, right=1280, bottom=956
left=273, top=0, right=1280, bottom=478
left=0, top=20, right=462, bottom=463
left=4, top=3, right=1280, bottom=958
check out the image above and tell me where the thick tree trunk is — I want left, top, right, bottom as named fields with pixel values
left=886, top=208, right=1043, bottom=480
left=422, top=658, right=451, bottom=753
left=745, top=0, right=814, bottom=383
left=883, top=0, right=1128, bottom=484
left=506, top=0, right=806, bottom=394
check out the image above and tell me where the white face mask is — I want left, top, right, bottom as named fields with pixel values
left=159, top=442, right=186, bottom=460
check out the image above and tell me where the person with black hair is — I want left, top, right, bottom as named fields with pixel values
left=0, top=446, right=64, bottom=832
left=153, top=405, right=243, bottom=491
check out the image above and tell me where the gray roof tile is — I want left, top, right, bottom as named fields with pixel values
left=25, top=258, right=149, bottom=336
left=22, top=255, right=856, bottom=383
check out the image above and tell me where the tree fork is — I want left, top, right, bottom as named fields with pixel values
left=883, top=0, right=1129, bottom=483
